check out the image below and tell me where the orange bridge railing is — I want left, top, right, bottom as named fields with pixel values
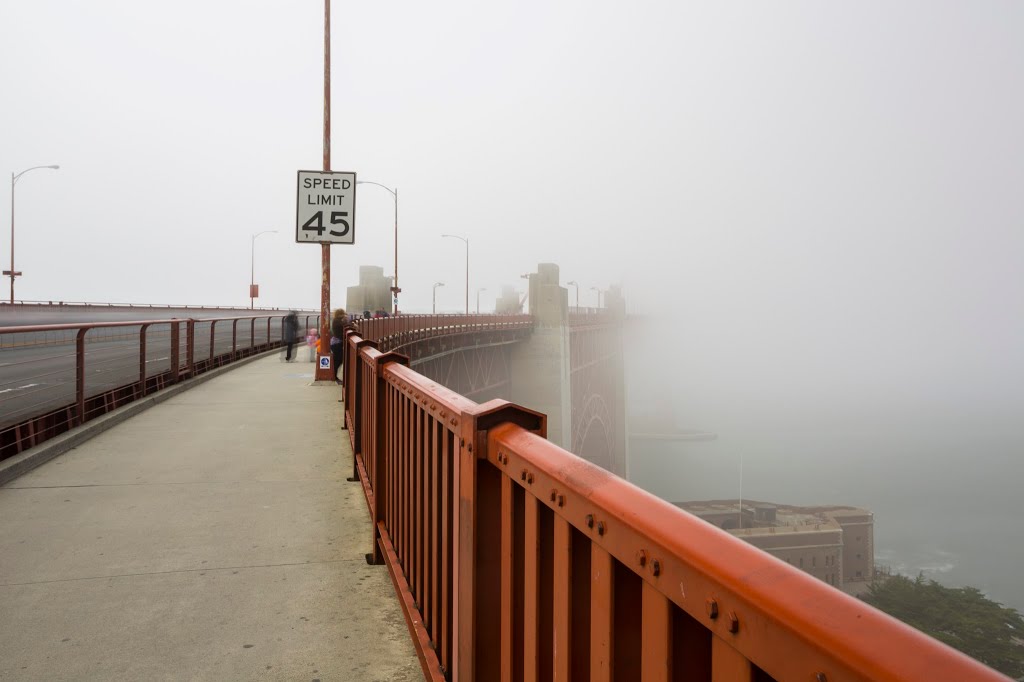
left=341, top=325, right=1006, bottom=682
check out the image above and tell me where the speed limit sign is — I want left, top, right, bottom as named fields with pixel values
left=296, top=170, right=357, bottom=244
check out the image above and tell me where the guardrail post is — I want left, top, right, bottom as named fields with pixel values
left=139, top=323, right=150, bottom=397
left=186, top=319, right=195, bottom=377
left=455, top=400, right=546, bottom=681
left=209, top=320, right=217, bottom=364
left=266, top=317, right=271, bottom=348
left=75, top=329, right=87, bottom=426
left=367, top=351, right=409, bottom=566
left=250, top=318, right=256, bottom=354
left=231, top=319, right=238, bottom=361
left=170, top=321, right=180, bottom=384
left=347, top=338, right=378, bottom=482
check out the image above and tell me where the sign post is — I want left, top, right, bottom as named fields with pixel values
left=296, top=168, right=357, bottom=382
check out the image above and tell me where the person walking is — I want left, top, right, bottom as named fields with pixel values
left=330, top=308, right=351, bottom=384
left=283, top=311, right=299, bottom=362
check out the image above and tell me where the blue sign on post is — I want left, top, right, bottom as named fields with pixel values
left=319, top=356, right=331, bottom=370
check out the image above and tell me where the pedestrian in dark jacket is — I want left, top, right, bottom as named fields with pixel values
left=330, top=308, right=350, bottom=383
left=283, top=311, right=299, bottom=361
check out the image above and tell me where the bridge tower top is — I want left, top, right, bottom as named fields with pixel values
left=524, top=262, right=568, bottom=326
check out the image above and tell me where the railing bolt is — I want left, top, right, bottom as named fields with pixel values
left=651, top=558, right=661, bottom=576
left=557, top=494, right=565, bottom=507
left=526, top=473, right=534, bottom=484
left=636, top=550, right=648, bottom=567
left=706, top=598, right=719, bottom=619
left=815, top=674, right=827, bottom=682
left=597, top=521, right=606, bottom=536
left=727, top=611, right=740, bottom=634
left=521, top=470, right=528, bottom=481
left=550, top=489, right=557, bottom=502
left=585, top=514, right=594, bottom=529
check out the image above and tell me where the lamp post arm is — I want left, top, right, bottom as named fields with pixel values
left=13, top=165, right=58, bottom=186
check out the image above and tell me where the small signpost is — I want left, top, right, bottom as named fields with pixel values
left=296, top=170, right=357, bottom=244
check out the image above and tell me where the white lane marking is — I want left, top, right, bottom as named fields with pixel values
left=0, top=383, right=41, bottom=394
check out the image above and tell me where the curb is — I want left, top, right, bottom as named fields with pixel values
left=0, top=348, right=283, bottom=487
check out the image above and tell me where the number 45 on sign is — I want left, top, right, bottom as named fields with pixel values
left=295, top=170, right=357, bottom=244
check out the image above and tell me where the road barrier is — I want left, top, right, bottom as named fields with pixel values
left=0, top=314, right=317, bottom=461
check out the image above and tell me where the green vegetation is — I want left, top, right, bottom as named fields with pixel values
left=861, top=574, right=1024, bottom=680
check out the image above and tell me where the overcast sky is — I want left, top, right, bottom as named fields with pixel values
left=1, top=1, right=1020, bottom=318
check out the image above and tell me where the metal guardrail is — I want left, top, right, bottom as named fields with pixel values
left=341, top=325, right=1007, bottom=682
left=0, top=314, right=318, bottom=461
left=351, top=313, right=534, bottom=351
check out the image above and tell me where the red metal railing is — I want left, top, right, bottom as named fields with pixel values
left=341, top=327, right=1008, bottom=681
left=0, top=314, right=317, bottom=461
left=352, top=313, right=533, bottom=352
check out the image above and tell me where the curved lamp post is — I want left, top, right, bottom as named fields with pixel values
left=441, top=233, right=469, bottom=314
left=432, top=281, right=445, bottom=314
left=566, top=280, right=579, bottom=310
left=356, top=180, right=400, bottom=313
left=590, top=286, right=604, bottom=308
left=250, top=230, right=277, bottom=308
left=8, top=164, right=59, bottom=304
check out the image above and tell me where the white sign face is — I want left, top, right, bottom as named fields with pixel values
left=296, top=170, right=357, bottom=244
left=319, top=356, right=331, bottom=369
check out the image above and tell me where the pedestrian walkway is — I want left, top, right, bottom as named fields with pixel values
left=0, top=353, right=421, bottom=681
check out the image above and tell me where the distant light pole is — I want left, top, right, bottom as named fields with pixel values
left=441, top=234, right=469, bottom=314
left=476, top=287, right=486, bottom=314
left=250, top=230, right=277, bottom=309
left=8, top=164, right=59, bottom=304
left=356, top=180, right=400, bottom=313
left=432, top=281, right=445, bottom=314
left=566, top=280, right=579, bottom=310
left=591, top=286, right=603, bottom=308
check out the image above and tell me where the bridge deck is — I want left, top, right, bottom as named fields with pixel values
left=0, top=354, right=420, bottom=681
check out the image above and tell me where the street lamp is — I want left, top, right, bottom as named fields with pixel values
left=8, top=164, right=59, bottom=304
left=476, top=287, right=487, bottom=314
left=356, top=180, right=400, bottom=313
left=441, top=234, right=469, bottom=315
left=566, top=280, right=579, bottom=310
left=591, top=286, right=603, bottom=308
left=432, top=281, right=445, bottom=314
left=250, top=230, right=277, bottom=309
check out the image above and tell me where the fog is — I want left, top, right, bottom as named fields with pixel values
left=2, top=3, right=1021, bottom=607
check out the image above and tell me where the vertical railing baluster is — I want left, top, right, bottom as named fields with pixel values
left=641, top=582, right=672, bottom=682
left=712, top=635, right=753, bottom=681
left=524, top=493, right=539, bottom=682
left=500, top=475, right=515, bottom=682
left=553, top=516, right=572, bottom=682
left=440, top=424, right=452, bottom=674
left=591, top=545, right=613, bottom=682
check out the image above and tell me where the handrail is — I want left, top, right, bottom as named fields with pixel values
left=341, top=325, right=1008, bottom=682
left=0, top=313, right=317, bottom=462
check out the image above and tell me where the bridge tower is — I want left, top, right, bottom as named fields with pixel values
left=509, top=263, right=628, bottom=476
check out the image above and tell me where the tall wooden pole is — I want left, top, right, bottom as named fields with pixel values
left=316, top=0, right=334, bottom=380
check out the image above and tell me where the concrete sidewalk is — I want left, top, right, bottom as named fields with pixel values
left=0, top=354, right=420, bottom=681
